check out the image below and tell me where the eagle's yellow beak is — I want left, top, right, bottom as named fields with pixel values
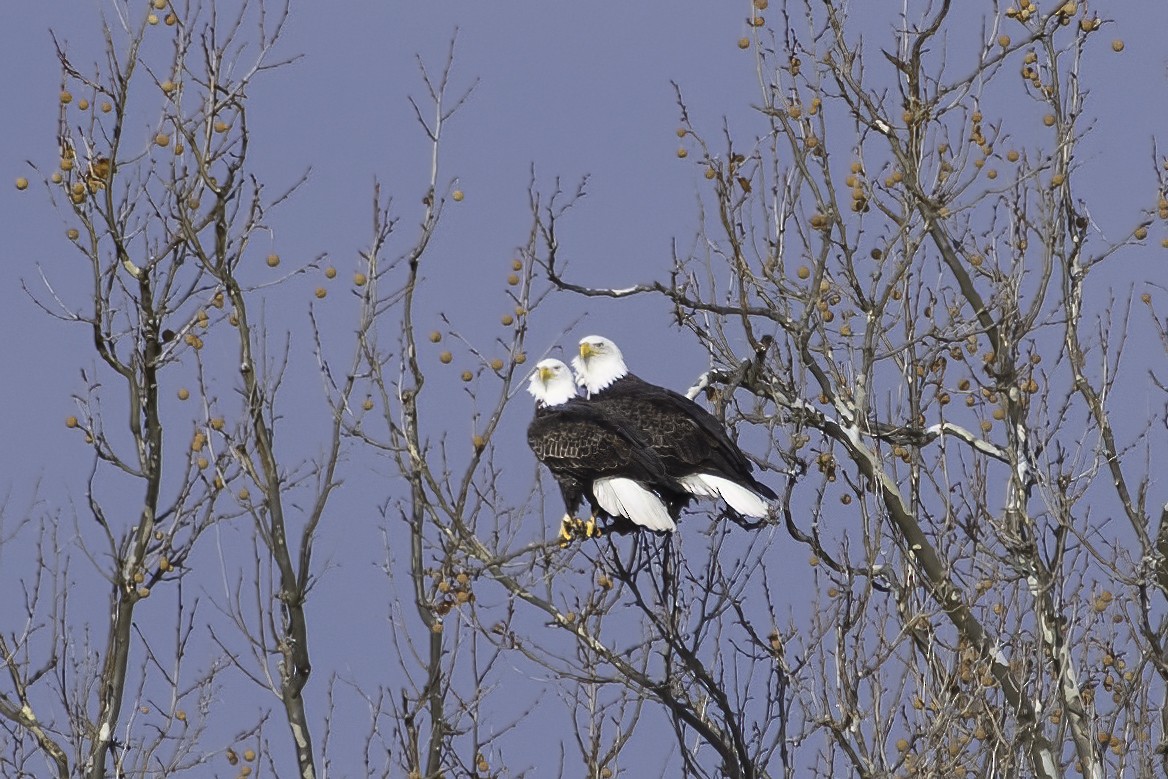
left=538, top=365, right=555, bottom=383
left=579, top=342, right=595, bottom=359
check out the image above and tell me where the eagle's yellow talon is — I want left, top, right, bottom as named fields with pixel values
left=558, top=515, right=604, bottom=546
left=559, top=517, right=575, bottom=545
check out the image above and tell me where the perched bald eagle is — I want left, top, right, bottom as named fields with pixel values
left=573, top=336, right=777, bottom=518
left=527, top=359, right=688, bottom=533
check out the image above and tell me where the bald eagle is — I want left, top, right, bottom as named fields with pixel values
left=527, top=359, right=688, bottom=533
left=573, top=336, right=777, bottom=518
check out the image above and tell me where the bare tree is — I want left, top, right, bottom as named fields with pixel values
left=8, top=2, right=1167, bottom=778
left=5, top=2, right=347, bottom=778
left=543, top=2, right=1167, bottom=777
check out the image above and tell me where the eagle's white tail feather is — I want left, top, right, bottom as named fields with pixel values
left=679, top=474, right=771, bottom=518
left=593, top=477, right=676, bottom=532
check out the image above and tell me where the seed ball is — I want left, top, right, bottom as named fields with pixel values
left=243, top=749, right=256, bottom=762
left=213, top=120, right=229, bottom=133
left=797, top=266, right=810, bottom=279
left=362, top=398, right=374, bottom=411
left=461, top=370, right=473, bottom=382
left=100, top=101, right=112, bottom=113
left=353, top=272, right=367, bottom=286
left=490, top=358, right=504, bottom=371
left=155, top=133, right=170, bottom=147
left=514, top=352, right=527, bottom=364
left=507, top=273, right=520, bottom=285
left=15, top=177, right=28, bottom=190
left=147, top=13, right=159, bottom=24
left=738, top=37, right=750, bottom=49
left=997, top=35, right=1010, bottom=47
left=1111, top=39, right=1124, bottom=52
left=1043, top=114, right=1056, bottom=126
left=429, top=331, right=442, bottom=343
left=452, top=190, right=464, bottom=201
left=177, top=388, right=190, bottom=400
left=314, top=287, right=327, bottom=299
left=60, top=90, right=73, bottom=104
left=501, top=314, right=514, bottom=326
left=161, top=80, right=176, bottom=94
left=78, top=98, right=89, bottom=110
left=324, top=267, right=336, bottom=279
left=66, top=415, right=79, bottom=428
left=51, top=172, right=62, bottom=183
left=511, top=259, right=523, bottom=271
left=676, top=147, right=688, bottom=158
left=266, top=254, right=279, bottom=267
left=1135, top=227, right=1148, bottom=240
left=439, top=351, right=453, bottom=364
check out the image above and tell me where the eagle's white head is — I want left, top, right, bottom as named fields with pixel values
left=527, top=359, right=577, bottom=407
left=573, top=335, right=628, bottom=397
